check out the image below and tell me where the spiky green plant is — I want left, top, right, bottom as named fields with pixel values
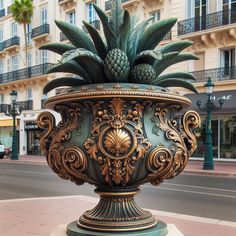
left=40, top=0, right=198, bottom=94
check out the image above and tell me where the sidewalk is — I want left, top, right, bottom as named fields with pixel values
left=0, top=195, right=235, bottom=236
left=1, top=155, right=236, bottom=177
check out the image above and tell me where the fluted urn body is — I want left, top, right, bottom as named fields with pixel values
left=37, top=83, right=200, bottom=235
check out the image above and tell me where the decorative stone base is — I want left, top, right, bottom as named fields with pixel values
left=50, top=224, right=184, bottom=236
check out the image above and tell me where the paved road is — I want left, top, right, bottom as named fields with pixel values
left=0, top=163, right=236, bottom=221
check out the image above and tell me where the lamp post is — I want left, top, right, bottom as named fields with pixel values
left=5, top=90, right=21, bottom=160
left=197, top=78, right=224, bottom=170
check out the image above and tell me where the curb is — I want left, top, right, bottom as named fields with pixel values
left=184, top=170, right=236, bottom=177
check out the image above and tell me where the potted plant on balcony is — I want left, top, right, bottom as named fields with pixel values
left=37, top=1, right=200, bottom=235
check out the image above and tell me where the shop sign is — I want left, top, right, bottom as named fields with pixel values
left=25, top=123, right=39, bottom=130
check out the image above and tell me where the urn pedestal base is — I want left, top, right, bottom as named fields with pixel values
left=67, top=221, right=167, bottom=236
left=77, top=189, right=157, bottom=231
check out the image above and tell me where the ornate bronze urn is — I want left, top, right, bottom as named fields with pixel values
left=37, top=1, right=200, bottom=235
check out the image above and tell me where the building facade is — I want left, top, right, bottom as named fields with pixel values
left=0, top=0, right=235, bottom=160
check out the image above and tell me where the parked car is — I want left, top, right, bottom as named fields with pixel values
left=0, top=143, right=5, bottom=159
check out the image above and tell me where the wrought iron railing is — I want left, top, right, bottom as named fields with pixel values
left=0, top=63, right=54, bottom=84
left=178, top=9, right=236, bottom=35
left=3, top=36, right=20, bottom=49
left=32, top=24, right=50, bottom=38
left=105, top=0, right=131, bottom=11
left=60, top=32, right=67, bottom=41
left=0, top=42, right=4, bottom=51
left=90, top=20, right=100, bottom=30
left=191, top=66, right=236, bottom=83
left=0, top=8, right=5, bottom=18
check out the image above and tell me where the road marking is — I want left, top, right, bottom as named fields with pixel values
left=142, top=185, right=236, bottom=199
left=163, top=182, right=236, bottom=193
left=0, top=169, right=54, bottom=175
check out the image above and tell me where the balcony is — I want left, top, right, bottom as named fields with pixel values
left=32, top=24, right=50, bottom=46
left=82, top=20, right=100, bottom=34
left=60, top=32, right=67, bottom=42
left=105, top=0, right=138, bottom=11
left=58, top=0, right=76, bottom=10
left=3, top=36, right=20, bottom=54
left=16, top=100, right=33, bottom=111
left=0, top=42, right=5, bottom=58
left=0, top=8, right=5, bottom=18
left=0, top=63, right=54, bottom=84
left=178, top=9, right=236, bottom=46
left=191, top=66, right=236, bottom=83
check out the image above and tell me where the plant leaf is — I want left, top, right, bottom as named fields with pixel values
left=154, top=78, right=198, bottom=94
left=134, top=49, right=162, bottom=65
left=93, top=4, right=116, bottom=49
left=137, top=18, right=177, bottom=53
left=43, top=77, right=87, bottom=94
left=82, top=21, right=107, bottom=60
left=127, top=17, right=153, bottom=67
left=61, top=49, right=106, bottom=84
left=118, top=9, right=131, bottom=52
left=47, top=60, right=91, bottom=82
left=109, top=0, right=124, bottom=38
left=39, top=43, right=75, bottom=55
left=156, top=72, right=197, bottom=83
left=160, top=40, right=193, bottom=54
left=154, top=53, right=199, bottom=77
left=55, top=20, right=97, bottom=54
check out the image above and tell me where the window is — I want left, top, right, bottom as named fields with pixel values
left=0, top=94, right=4, bottom=103
left=27, top=23, right=32, bottom=45
left=41, top=50, right=47, bottom=64
left=40, top=8, right=47, bottom=25
left=12, top=22, right=18, bottom=37
left=87, top=2, right=96, bottom=23
left=27, top=52, right=32, bottom=67
left=67, top=11, right=76, bottom=25
left=11, top=55, right=18, bottom=71
left=27, top=88, right=32, bottom=100
left=0, top=59, right=4, bottom=74
left=150, top=10, right=160, bottom=23
left=0, top=0, right=3, bottom=10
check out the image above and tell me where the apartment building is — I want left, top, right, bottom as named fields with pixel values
left=0, top=0, right=235, bottom=160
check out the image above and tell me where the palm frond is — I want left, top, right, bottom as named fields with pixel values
left=39, top=43, right=75, bottom=55
left=118, top=9, right=131, bottom=52
left=154, top=53, right=199, bottom=76
left=154, top=78, right=198, bottom=94
left=82, top=21, right=107, bottom=60
left=55, top=20, right=97, bottom=54
left=137, top=18, right=177, bottom=53
left=93, top=4, right=116, bottom=49
left=43, top=77, right=87, bottom=94
left=134, top=49, right=162, bottom=66
left=47, top=60, right=91, bottom=82
left=61, top=49, right=106, bottom=84
left=109, top=0, right=124, bottom=38
left=160, top=40, right=193, bottom=54
left=127, top=17, right=153, bottom=67
left=156, top=72, right=197, bottom=82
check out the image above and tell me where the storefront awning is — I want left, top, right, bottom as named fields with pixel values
left=186, top=90, right=236, bottom=115
left=0, top=119, right=20, bottom=127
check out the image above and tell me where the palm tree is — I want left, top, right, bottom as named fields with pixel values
left=11, top=0, right=33, bottom=67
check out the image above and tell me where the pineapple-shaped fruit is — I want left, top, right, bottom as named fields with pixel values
left=40, top=0, right=199, bottom=94
left=131, top=64, right=156, bottom=84
left=104, top=49, right=130, bottom=82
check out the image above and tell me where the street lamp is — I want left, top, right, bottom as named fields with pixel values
left=197, top=78, right=224, bottom=170
left=4, top=90, right=21, bottom=160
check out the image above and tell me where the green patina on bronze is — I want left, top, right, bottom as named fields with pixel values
left=40, top=0, right=198, bottom=94
left=37, top=1, right=201, bottom=235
